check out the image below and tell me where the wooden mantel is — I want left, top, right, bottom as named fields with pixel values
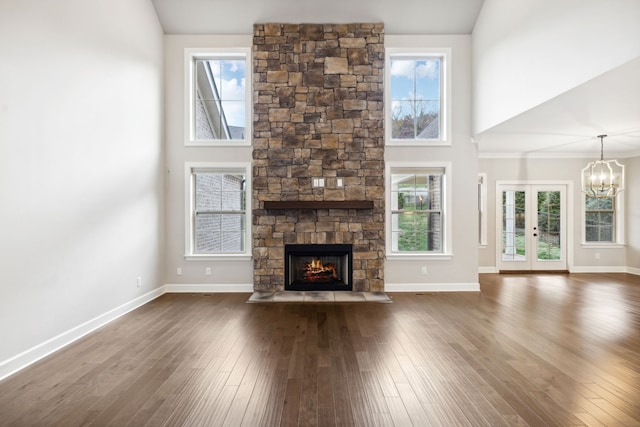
left=263, top=201, right=374, bottom=210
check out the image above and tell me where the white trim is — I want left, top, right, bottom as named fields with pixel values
left=164, top=284, right=254, bottom=293
left=385, top=161, right=453, bottom=258
left=478, top=151, right=640, bottom=159
left=580, top=243, right=626, bottom=249
left=495, top=181, right=573, bottom=272
left=570, top=266, right=629, bottom=273
left=384, top=47, right=452, bottom=146
left=184, top=162, right=252, bottom=259
left=628, top=267, right=640, bottom=276
left=386, top=254, right=453, bottom=261
left=184, top=47, right=252, bottom=147
left=0, top=287, right=164, bottom=382
left=478, top=173, right=488, bottom=246
left=385, top=282, right=480, bottom=292
left=185, top=255, right=253, bottom=261
left=479, top=266, right=498, bottom=273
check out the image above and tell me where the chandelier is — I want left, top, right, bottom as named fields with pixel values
left=582, top=134, right=624, bottom=198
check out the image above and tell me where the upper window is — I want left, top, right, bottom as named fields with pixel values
left=385, top=48, right=451, bottom=146
left=386, top=163, right=452, bottom=258
left=185, top=49, right=251, bottom=146
left=185, top=163, right=252, bottom=260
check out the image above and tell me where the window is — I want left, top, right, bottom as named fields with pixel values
left=386, top=163, right=452, bottom=258
left=385, top=48, right=451, bottom=146
left=585, top=194, right=615, bottom=242
left=478, top=173, right=487, bottom=246
left=185, top=163, right=251, bottom=259
left=582, top=189, right=626, bottom=247
left=185, top=48, right=251, bottom=146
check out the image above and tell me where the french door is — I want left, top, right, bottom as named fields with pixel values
left=497, top=184, right=567, bottom=271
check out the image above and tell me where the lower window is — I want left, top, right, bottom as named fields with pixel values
left=185, top=163, right=251, bottom=259
left=388, top=165, right=448, bottom=255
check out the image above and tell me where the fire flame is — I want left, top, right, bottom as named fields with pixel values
left=302, top=258, right=338, bottom=281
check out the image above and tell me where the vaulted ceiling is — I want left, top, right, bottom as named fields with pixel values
left=150, top=0, right=484, bottom=35
left=150, top=0, right=640, bottom=157
left=474, top=56, right=640, bottom=158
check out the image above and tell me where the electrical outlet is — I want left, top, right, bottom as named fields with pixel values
left=336, top=178, right=344, bottom=188
left=177, top=267, right=182, bottom=276
left=137, top=276, right=142, bottom=287
left=595, top=253, right=600, bottom=260
left=421, top=266, right=428, bottom=275
left=318, top=178, right=325, bottom=187
left=205, top=267, right=212, bottom=276
left=313, top=178, right=319, bottom=187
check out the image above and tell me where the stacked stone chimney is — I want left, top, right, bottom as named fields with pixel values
left=252, top=23, right=385, bottom=292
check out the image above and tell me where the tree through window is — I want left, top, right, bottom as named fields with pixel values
left=390, top=168, right=445, bottom=253
left=389, top=56, right=442, bottom=140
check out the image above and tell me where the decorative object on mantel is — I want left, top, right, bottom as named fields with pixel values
left=263, top=201, right=374, bottom=210
left=582, top=134, right=624, bottom=198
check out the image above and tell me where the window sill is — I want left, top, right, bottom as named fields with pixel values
left=386, top=139, right=451, bottom=147
left=386, top=253, right=453, bottom=261
left=185, top=140, right=252, bottom=147
left=185, top=254, right=253, bottom=261
left=580, top=243, right=625, bottom=249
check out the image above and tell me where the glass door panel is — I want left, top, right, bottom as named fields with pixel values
left=502, top=190, right=526, bottom=261
left=536, top=191, right=561, bottom=261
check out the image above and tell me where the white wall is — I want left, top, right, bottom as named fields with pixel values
left=164, top=35, right=254, bottom=289
left=627, top=156, right=640, bottom=273
left=0, top=0, right=164, bottom=377
left=478, top=157, right=629, bottom=272
left=385, top=35, right=479, bottom=291
left=163, top=34, right=478, bottom=291
left=472, top=0, right=640, bottom=134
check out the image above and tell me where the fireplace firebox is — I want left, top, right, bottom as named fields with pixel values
left=284, top=244, right=353, bottom=291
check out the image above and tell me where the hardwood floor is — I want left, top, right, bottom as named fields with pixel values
left=1, top=273, right=639, bottom=426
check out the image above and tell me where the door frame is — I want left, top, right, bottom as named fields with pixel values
left=495, top=181, right=574, bottom=272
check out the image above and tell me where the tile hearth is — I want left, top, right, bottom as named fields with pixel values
left=247, top=291, right=392, bottom=303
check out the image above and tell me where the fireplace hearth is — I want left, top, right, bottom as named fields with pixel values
left=285, top=244, right=353, bottom=291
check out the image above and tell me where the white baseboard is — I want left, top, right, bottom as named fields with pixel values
left=385, top=282, right=480, bottom=292
left=479, top=266, right=639, bottom=275
left=164, top=284, right=254, bottom=293
left=0, top=287, right=165, bottom=382
left=570, top=266, right=629, bottom=273
left=627, top=267, right=640, bottom=276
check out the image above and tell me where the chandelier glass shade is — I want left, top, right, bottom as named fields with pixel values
left=582, top=135, right=624, bottom=198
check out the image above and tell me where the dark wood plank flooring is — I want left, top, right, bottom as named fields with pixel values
left=1, top=273, right=639, bottom=426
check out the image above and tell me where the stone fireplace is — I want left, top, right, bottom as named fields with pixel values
left=252, top=23, right=385, bottom=292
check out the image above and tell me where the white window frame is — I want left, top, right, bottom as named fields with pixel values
left=385, top=47, right=452, bottom=146
left=478, top=173, right=488, bottom=247
left=184, top=48, right=252, bottom=147
left=581, top=191, right=625, bottom=248
left=184, top=162, right=252, bottom=261
left=385, top=162, right=453, bottom=260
